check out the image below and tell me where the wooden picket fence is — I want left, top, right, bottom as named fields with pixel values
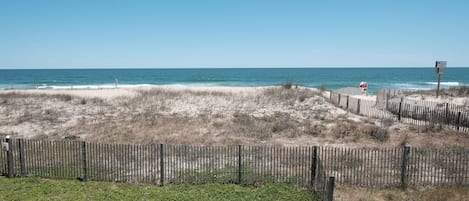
left=329, top=91, right=469, bottom=133
left=1, top=138, right=468, bottom=189
left=0, top=137, right=338, bottom=200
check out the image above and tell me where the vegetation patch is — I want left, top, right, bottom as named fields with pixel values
left=0, top=177, right=319, bottom=201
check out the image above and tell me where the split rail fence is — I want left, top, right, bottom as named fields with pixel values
left=329, top=91, right=469, bottom=133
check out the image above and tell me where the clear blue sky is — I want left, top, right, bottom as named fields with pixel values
left=1, top=0, right=468, bottom=68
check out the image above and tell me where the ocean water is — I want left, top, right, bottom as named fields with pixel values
left=0, top=68, right=468, bottom=93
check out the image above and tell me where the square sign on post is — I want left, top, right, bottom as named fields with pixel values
left=435, top=61, right=447, bottom=75
left=435, top=61, right=447, bottom=98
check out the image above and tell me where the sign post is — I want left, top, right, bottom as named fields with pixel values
left=435, top=61, right=447, bottom=98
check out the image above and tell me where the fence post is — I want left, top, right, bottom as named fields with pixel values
left=401, top=145, right=410, bottom=189
left=326, top=176, right=335, bottom=201
left=18, top=139, right=25, bottom=176
left=311, top=146, right=318, bottom=188
left=238, top=145, right=242, bottom=185
left=329, top=91, right=332, bottom=100
left=456, top=112, right=461, bottom=131
left=346, top=96, right=349, bottom=109
left=160, top=144, right=164, bottom=186
left=386, top=93, right=389, bottom=110
left=398, top=102, right=402, bottom=121
left=6, top=137, right=14, bottom=178
left=445, top=103, right=449, bottom=125
left=357, top=99, right=361, bottom=114
left=338, top=94, right=341, bottom=107
left=81, top=141, right=88, bottom=182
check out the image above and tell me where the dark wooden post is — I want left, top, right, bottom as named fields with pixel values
left=6, top=137, right=14, bottom=178
left=444, top=103, right=449, bottom=125
left=456, top=112, right=461, bottom=131
left=329, top=91, right=332, bottom=100
left=338, top=94, right=341, bottom=107
left=346, top=96, right=349, bottom=109
left=326, top=176, right=335, bottom=201
left=81, top=141, right=88, bottom=182
left=386, top=93, right=389, bottom=110
left=311, top=146, right=318, bottom=188
left=398, top=102, right=402, bottom=121
left=238, top=145, right=242, bottom=184
left=401, top=145, right=410, bottom=189
left=160, top=144, right=164, bottom=186
left=357, top=99, right=361, bottom=114
left=18, top=139, right=26, bottom=176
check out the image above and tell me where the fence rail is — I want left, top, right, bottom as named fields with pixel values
left=330, top=91, right=469, bottom=133
left=1, top=138, right=468, bottom=189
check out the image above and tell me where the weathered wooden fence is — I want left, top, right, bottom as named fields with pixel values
left=1, top=138, right=468, bottom=189
left=0, top=138, right=328, bottom=187
left=330, top=91, right=469, bottom=133
left=320, top=146, right=469, bottom=187
left=0, top=137, right=335, bottom=200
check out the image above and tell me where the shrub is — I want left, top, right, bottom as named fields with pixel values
left=272, top=121, right=291, bottom=133
left=232, top=112, right=252, bottom=125
left=400, top=135, right=409, bottom=146
left=381, top=118, right=394, bottom=127
left=298, top=94, right=307, bottom=102
left=318, top=84, right=326, bottom=92
left=372, top=127, right=390, bottom=142
left=261, top=87, right=315, bottom=104
left=281, top=82, right=292, bottom=89
left=62, top=95, right=72, bottom=102
left=64, top=135, right=80, bottom=140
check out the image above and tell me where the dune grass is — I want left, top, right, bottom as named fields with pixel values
left=0, top=177, right=319, bottom=201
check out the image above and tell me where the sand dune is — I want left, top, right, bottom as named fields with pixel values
left=1, top=86, right=468, bottom=148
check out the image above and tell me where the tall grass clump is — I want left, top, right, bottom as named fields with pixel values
left=281, top=82, right=293, bottom=89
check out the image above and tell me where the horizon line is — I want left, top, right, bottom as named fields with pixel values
left=1, top=66, right=469, bottom=70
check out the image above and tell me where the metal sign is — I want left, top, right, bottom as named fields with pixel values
left=1, top=142, right=8, bottom=151
left=435, top=61, right=447, bottom=75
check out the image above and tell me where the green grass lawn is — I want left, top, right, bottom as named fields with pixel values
left=0, top=177, right=320, bottom=201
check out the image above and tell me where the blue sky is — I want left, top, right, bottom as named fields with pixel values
left=1, top=0, right=468, bottom=68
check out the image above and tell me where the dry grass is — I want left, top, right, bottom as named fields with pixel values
left=260, top=86, right=317, bottom=104
left=410, top=86, right=469, bottom=98
left=335, top=186, right=469, bottom=201
left=0, top=91, right=73, bottom=102
left=1, top=87, right=469, bottom=148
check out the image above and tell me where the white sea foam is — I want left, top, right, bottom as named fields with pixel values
left=424, top=82, right=460, bottom=86
left=164, top=83, right=223, bottom=87
left=36, top=84, right=158, bottom=90
left=393, top=81, right=464, bottom=91
left=392, top=83, right=432, bottom=91
left=33, top=83, right=230, bottom=90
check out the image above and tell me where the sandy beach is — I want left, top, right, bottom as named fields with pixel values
left=1, top=86, right=468, bottom=148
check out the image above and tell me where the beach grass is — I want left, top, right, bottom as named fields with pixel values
left=1, top=86, right=467, bottom=148
left=0, top=177, right=319, bottom=201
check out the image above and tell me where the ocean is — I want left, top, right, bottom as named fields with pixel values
left=1, top=68, right=468, bottom=93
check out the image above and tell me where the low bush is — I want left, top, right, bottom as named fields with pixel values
left=281, top=82, right=293, bottom=89
left=372, top=127, right=390, bottom=142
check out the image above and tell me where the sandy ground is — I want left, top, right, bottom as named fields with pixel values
left=2, top=86, right=271, bottom=99
left=0, top=86, right=468, bottom=148
left=2, top=88, right=137, bottom=99
left=405, top=94, right=469, bottom=106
